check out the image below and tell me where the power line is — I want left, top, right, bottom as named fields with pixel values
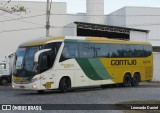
left=0, top=14, right=45, bottom=22
left=50, top=22, right=160, bottom=28
left=50, top=13, right=160, bottom=17
left=1, top=22, right=160, bottom=34
left=0, top=27, right=44, bottom=34
left=1, top=15, right=45, bottom=26
left=28, top=8, right=160, bottom=17
left=1, top=13, right=160, bottom=23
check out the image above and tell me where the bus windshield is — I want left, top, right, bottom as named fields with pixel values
left=13, top=46, right=41, bottom=80
left=13, top=42, right=62, bottom=80
left=15, top=46, right=40, bottom=72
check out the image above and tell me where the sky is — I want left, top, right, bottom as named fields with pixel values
left=17, top=0, right=160, bottom=14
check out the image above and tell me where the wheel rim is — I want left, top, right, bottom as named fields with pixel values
left=131, top=74, right=140, bottom=86
left=63, top=80, right=67, bottom=90
left=135, top=76, right=139, bottom=84
left=1, top=79, right=8, bottom=86
left=125, top=77, right=130, bottom=85
left=123, top=75, right=131, bottom=87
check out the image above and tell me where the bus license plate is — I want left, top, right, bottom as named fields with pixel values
left=20, top=86, right=25, bottom=89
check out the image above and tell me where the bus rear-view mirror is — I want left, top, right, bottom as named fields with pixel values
left=34, top=49, right=51, bottom=63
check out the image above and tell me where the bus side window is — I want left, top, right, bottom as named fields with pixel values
left=79, top=43, right=94, bottom=58
left=60, top=43, right=79, bottom=62
left=40, top=54, right=51, bottom=73
left=144, top=45, right=152, bottom=57
left=109, top=44, right=123, bottom=58
left=44, top=42, right=62, bottom=67
left=121, top=45, right=134, bottom=57
left=94, top=44, right=109, bottom=58
left=134, top=45, right=144, bottom=57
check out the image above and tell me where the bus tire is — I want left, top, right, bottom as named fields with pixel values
left=131, top=73, right=140, bottom=86
left=59, top=77, right=70, bottom=93
left=37, top=90, right=44, bottom=94
left=123, top=74, right=131, bottom=87
left=0, top=78, right=9, bottom=86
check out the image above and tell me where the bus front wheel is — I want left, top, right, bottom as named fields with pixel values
left=59, top=77, right=70, bottom=93
left=123, top=74, right=131, bottom=87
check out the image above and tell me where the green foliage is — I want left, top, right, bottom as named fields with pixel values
left=18, top=6, right=26, bottom=12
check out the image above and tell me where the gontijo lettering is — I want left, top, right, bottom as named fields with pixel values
left=111, top=60, right=137, bottom=66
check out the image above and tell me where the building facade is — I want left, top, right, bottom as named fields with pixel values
left=107, top=6, right=160, bottom=51
left=0, top=0, right=160, bottom=60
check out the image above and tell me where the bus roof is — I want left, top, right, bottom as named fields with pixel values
left=19, top=36, right=151, bottom=46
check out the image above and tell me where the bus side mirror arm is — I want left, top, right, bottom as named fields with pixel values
left=34, top=49, right=51, bottom=63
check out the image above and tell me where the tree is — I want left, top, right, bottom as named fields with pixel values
left=0, top=0, right=30, bottom=15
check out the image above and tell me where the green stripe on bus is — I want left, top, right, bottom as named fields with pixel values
left=76, top=58, right=102, bottom=80
left=88, top=59, right=113, bottom=80
left=76, top=58, right=112, bottom=80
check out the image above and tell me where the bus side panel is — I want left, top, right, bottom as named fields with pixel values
left=55, top=69, right=74, bottom=88
left=76, top=58, right=114, bottom=86
left=55, top=59, right=90, bottom=88
left=143, top=55, right=153, bottom=81
left=100, top=57, right=153, bottom=84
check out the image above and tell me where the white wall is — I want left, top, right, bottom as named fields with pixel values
left=107, top=7, right=126, bottom=27
left=153, top=52, right=160, bottom=82
left=125, top=7, right=160, bottom=41
left=86, top=0, right=105, bottom=24
left=130, top=31, right=148, bottom=42
left=63, top=23, right=77, bottom=36
left=107, top=6, right=160, bottom=45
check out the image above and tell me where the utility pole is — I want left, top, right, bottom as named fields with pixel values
left=46, top=0, right=50, bottom=37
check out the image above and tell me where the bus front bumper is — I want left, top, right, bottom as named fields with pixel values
left=12, top=82, right=40, bottom=90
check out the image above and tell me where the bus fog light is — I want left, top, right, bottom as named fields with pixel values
left=32, top=84, right=36, bottom=88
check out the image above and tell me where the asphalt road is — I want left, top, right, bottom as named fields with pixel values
left=0, top=82, right=160, bottom=113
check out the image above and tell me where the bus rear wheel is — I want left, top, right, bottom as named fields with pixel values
left=59, top=77, right=70, bottom=93
left=131, top=73, right=140, bottom=86
left=123, top=74, right=131, bottom=87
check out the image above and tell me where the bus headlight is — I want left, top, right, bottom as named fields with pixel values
left=32, top=84, right=36, bottom=88
left=12, top=85, right=15, bottom=88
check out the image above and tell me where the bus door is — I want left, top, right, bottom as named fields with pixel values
left=39, top=52, right=54, bottom=89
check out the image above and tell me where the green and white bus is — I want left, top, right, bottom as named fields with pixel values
left=12, top=36, right=153, bottom=93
